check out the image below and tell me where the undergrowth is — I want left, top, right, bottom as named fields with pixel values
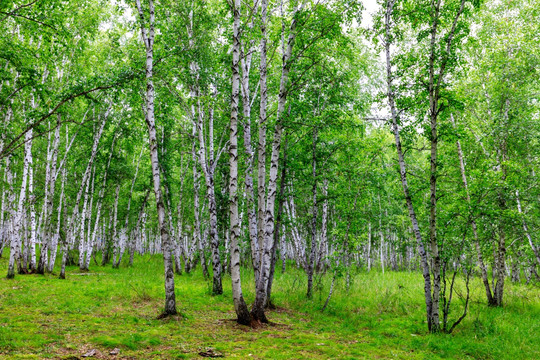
left=0, top=253, right=538, bottom=359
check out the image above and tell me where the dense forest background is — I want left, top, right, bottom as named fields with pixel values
left=0, top=0, right=539, bottom=357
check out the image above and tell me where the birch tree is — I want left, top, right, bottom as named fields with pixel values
left=59, top=111, right=107, bottom=279
left=7, top=130, right=32, bottom=278
left=229, top=0, right=252, bottom=325
left=379, top=0, right=476, bottom=331
left=135, top=0, right=177, bottom=316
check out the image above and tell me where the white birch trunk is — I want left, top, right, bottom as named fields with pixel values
left=78, top=170, right=91, bottom=269
left=378, top=195, right=385, bottom=275
left=229, top=0, right=251, bottom=325
left=240, top=13, right=260, bottom=281
left=256, top=0, right=269, bottom=279
left=114, top=148, right=143, bottom=268
left=111, top=184, right=120, bottom=266
left=136, top=0, right=177, bottom=315
left=516, top=190, right=540, bottom=267
left=306, top=129, right=318, bottom=298
left=252, top=1, right=303, bottom=322
left=384, top=0, right=434, bottom=331
left=8, top=129, right=32, bottom=278
left=316, top=179, right=328, bottom=272
left=195, top=88, right=223, bottom=294
left=48, top=167, right=65, bottom=272
left=367, top=222, right=372, bottom=272
left=28, top=135, right=37, bottom=272
left=37, top=116, right=61, bottom=273
left=0, top=171, right=6, bottom=257
left=130, top=189, right=150, bottom=267
left=85, top=166, right=96, bottom=266
left=84, top=137, right=116, bottom=270
left=450, top=113, right=494, bottom=304
left=60, top=111, right=107, bottom=279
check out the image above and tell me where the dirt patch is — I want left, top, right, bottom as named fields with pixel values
left=55, top=344, right=136, bottom=360
left=217, top=315, right=292, bottom=332
left=71, top=273, right=105, bottom=276
left=198, top=348, right=224, bottom=358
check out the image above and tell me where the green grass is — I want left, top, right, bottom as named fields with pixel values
left=0, top=253, right=538, bottom=359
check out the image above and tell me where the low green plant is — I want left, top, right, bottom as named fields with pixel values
left=0, top=252, right=538, bottom=359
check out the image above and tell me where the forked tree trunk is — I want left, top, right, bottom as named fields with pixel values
left=252, top=1, right=303, bottom=323
left=384, top=0, right=465, bottom=332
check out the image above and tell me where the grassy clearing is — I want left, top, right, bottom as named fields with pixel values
left=0, top=253, right=538, bottom=359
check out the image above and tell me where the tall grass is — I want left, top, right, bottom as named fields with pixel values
left=0, top=252, right=538, bottom=359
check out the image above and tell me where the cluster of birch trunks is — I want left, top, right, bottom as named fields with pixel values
left=2, top=0, right=539, bottom=335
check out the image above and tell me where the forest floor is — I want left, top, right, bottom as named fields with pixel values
left=0, top=254, right=539, bottom=360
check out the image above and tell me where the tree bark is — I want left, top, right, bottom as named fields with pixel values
left=450, top=113, right=495, bottom=305
left=130, top=189, right=150, bottom=267
left=384, top=0, right=434, bottom=332
left=28, top=135, right=37, bottom=272
left=83, top=137, right=116, bottom=271
left=240, top=19, right=260, bottom=282
left=516, top=190, right=540, bottom=267
left=252, top=1, right=303, bottom=322
left=378, top=195, right=385, bottom=275
left=0, top=171, right=6, bottom=258
left=48, top=167, right=65, bottom=272
left=60, top=112, right=107, bottom=279
left=8, top=129, right=32, bottom=278
left=366, top=222, right=372, bottom=272
left=307, top=129, right=318, bottom=298
left=135, top=0, right=177, bottom=316
left=256, top=0, right=269, bottom=277
left=37, top=116, right=61, bottom=274
left=316, top=179, right=328, bottom=272
left=114, top=148, right=143, bottom=268
left=229, top=0, right=251, bottom=325
left=78, top=167, right=92, bottom=269
left=196, top=91, right=223, bottom=295
left=191, top=120, right=208, bottom=278
left=266, top=133, right=288, bottom=306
